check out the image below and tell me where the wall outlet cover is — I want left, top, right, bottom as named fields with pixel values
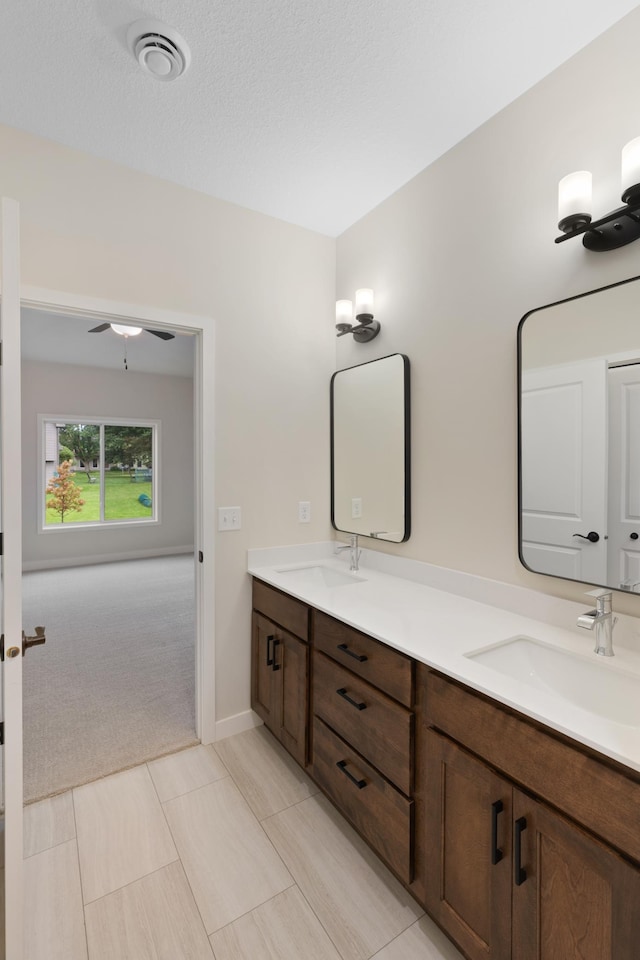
left=298, top=501, right=311, bottom=523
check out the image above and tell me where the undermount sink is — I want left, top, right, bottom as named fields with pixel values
left=465, top=636, right=640, bottom=727
left=275, top=564, right=365, bottom=588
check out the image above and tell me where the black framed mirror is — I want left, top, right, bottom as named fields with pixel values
left=518, top=274, right=640, bottom=591
left=331, top=353, right=410, bottom=543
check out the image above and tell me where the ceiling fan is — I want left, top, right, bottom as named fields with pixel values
left=88, top=322, right=175, bottom=340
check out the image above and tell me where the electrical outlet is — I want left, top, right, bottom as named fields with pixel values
left=351, top=497, right=362, bottom=519
left=218, top=506, right=242, bottom=530
left=298, top=501, right=311, bottom=523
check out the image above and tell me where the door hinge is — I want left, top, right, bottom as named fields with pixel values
left=0, top=531, right=3, bottom=556
left=199, top=550, right=204, bottom=563
left=0, top=722, right=3, bottom=745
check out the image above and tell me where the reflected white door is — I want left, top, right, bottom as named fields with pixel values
left=1, top=197, right=24, bottom=960
left=607, top=364, right=640, bottom=589
left=521, top=359, right=607, bottom=584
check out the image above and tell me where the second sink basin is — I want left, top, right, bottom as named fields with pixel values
left=275, top=564, right=365, bottom=588
left=465, top=636, right=640, bottom=727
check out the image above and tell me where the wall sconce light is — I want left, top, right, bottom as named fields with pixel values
left=556, top=138, right=640, bottom=251
left=335, top=289, right=381, bottom=341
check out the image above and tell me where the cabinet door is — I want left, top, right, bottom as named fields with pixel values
left=424, top=730, right=511, bottom=960
left=512, top=789, right=640, bottom=960
left=251, top=612, right=278, bottom=730
left=275, top=628, right=309, bottom=767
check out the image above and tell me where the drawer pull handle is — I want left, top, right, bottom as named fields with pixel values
left=336, top=760, right=367, bottom=789
left=336, top=687, right=367, bottom=710
left=272, top=637, right=281, bottom=671
left=491, top=800, right=504, bottom=865
left=337, top=643, right=368, bottom=663
left=266, top=634, right=275, bottom=667
left=514, top=816, right=527, bottom=886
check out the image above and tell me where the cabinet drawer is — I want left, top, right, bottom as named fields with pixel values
left=312, top=716, right=413, bottom=884
left=425, top=670, right=640, bottom=864
left=314, top=611, right=413, bottom=707
left=313, top=651, right=413, bottom=795
left=253, top=579, right=309, bottom=641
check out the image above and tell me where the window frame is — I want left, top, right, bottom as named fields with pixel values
left=38, top=414, right=160, bottom=532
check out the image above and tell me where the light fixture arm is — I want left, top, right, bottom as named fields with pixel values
left=555, top=197, right=640, bottom=251
left=335, top=289, right=381, bottom=342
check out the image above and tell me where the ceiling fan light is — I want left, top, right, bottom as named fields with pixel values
left=111, top=323, right=143, bottom=337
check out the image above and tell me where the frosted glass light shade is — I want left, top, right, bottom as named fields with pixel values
left=355, top=288, right=374, bottom=318
left=111, top=323, right=143, bottom=337
left=336, top=300, right=353, bottom=325
left=622, top=138, right=640, bottom=202
left=558, top=171, right=592, bottom=232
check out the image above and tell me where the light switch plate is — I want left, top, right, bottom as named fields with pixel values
left=218, top=506, right=242, bottom=530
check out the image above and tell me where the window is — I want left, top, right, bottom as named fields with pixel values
left=41, top=417, right=159, bottom=528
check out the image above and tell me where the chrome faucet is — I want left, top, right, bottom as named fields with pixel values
left=576, top=589, right=617, bottom=657
left=335, top=534, right=360, bottom=572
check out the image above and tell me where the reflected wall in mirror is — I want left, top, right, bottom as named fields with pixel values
left=331, top=353, right=410, bottom=543
left=518, top=274, right=640, bottom=591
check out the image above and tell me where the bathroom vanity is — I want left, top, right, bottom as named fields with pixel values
left=249, top=551, right=640, bottom=960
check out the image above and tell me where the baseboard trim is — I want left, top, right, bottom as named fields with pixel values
left=22, top=545, right=194, bottom=572
left=213, top=710, right=263, bottom=743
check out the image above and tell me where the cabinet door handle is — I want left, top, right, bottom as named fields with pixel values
left=514, top=816, right=527, bottom=886
left=336, top=687, right=367, bottom=710
left=266, top=634, right=275, bottom=667
left=337, top=643, right=368, bottom=663
left=491, top=800, right=504, bottom=865
left=336, top=760, right=367, bottom=789
left=272, top=637, right=281, bottom=671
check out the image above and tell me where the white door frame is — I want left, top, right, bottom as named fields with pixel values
left=20, top=285, right=217, bottom=743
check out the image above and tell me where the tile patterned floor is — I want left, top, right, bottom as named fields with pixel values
left=25, top=731, right=464, bottom=959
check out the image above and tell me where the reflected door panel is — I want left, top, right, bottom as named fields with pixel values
left=521, top=359, right=607, bottom=584
left=607, top=365, right=640, bottom=588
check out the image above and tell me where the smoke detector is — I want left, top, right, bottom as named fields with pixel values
left=127, top=19, right=191, bottom=81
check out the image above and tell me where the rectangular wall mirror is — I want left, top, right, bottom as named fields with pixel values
left=331, top=353, right=410, bottom=543
left=518, top=273, right=640, bottom=592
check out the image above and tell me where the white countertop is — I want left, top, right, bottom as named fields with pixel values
left=248, top=544, right=640, bottom=774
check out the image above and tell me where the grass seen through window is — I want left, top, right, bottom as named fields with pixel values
left=45, top=471, right=153, bottom=524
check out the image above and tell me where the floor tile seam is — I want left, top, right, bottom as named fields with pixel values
left=151, top=769, right=233, bottom=804
left=206, top=878, right=298, bottom=942
left=68, top=828, right=91, bottom=960
left=80, top=850, right=181, bottom=907
left=289, top=879, right=354, bottom=960
left=149, top=765, right=216, bottom=943
left=23, top=831, right=77, bottom=861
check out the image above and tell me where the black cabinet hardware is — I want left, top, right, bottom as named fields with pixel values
left=272, top=637, right=281, bottom=671
left=337, top=643, right=368, bottom=662
left=336, top=687, right=367, bottom=710
left=336, top=760, right=367, bottom=789
left=491, top=800, right=504, bottom=865
left=514, top=816, right=527, bottom=885
left=266, top=634, right=275, bottom=667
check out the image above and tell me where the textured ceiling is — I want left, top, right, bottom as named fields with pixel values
left=1, top=1, right=639, bottom=236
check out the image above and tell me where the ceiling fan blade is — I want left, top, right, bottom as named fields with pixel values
left=88, top=323, right=111, bottom=333
left=146, top=329, right=175, bottom=340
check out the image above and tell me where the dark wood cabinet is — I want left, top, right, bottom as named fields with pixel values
left=512, top=789, right=640, bottom=960
left=424, top=729, right=511, bottom=960
left=310, top=611, right=415, bottom=884
left=251, top=583, right=309, bottom=767
left=423, top=672, right=640, bottom=960
left=251, top=578, right=640, bottom=960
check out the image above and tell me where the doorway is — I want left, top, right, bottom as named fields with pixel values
left=18, top=291, right=216, bottom=799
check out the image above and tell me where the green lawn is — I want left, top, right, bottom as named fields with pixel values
left=45, top=471, right=153, bottom=525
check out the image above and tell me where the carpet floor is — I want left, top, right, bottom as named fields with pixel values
left=22, top=555, right=198, bottom=802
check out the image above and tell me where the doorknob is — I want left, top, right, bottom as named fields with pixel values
left=572, top=531, right=600, bottom=543
left=631, top=532, right=639, bottom=540
left=22, top=626, right=46, bottom=656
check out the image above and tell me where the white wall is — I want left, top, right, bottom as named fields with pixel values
left=336, top=8, right=640, bottom=616
left=21, top=359, right=194, bottom=568
left=0, top=124, right=336, bottom=724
